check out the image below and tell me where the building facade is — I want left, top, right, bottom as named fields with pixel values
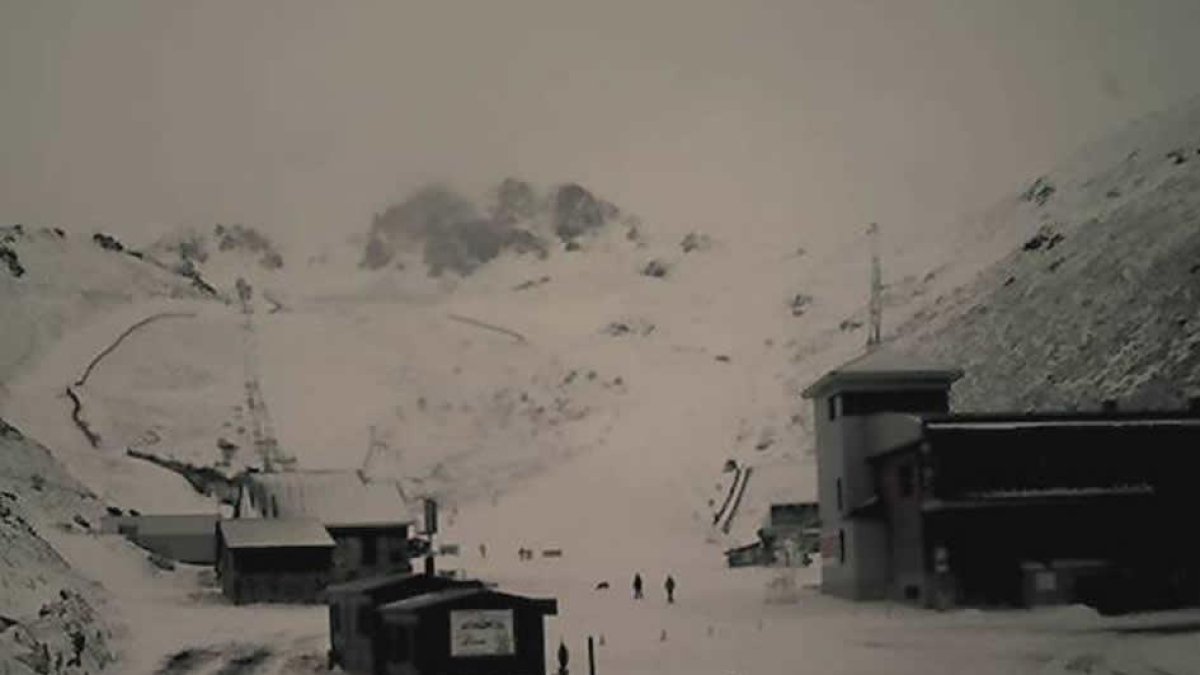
left=327, top=573, right=487, bottom=674
left=237, top=470, right=414, bottom=582
left=803, top=350, right=1200, bottom=610
left=375, top=588, right=558, bottom=675
left=216, top=518, right=335, bottom=604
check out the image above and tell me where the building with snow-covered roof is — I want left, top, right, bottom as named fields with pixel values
left=326, top=572, right=488, bottom=674
left=216, top=517, right=335, bottom=604
left=803, top=349, right=1200, bottom=611
left=236, top=470, right=415, bottom=582
left=101, top=512, right=219, bottom=564
left=373, top=587, right=558, bottom=675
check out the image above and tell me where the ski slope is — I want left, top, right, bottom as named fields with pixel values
left=2, top=98, right=1200, bottom=673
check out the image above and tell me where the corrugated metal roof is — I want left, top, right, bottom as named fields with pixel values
left=326, top=572, right=420, bottom=595
left=379, top=588, right=557, bottom=615
left=248, top=471, right=413, bottom=527
left=380, top=588, right=486, bottom=612
left=219, top=517, right=335, bottom=549
left=326, top=572, right=487, bottom=596
left=927, top=417, right=1200, bottom=430
left=963, top=485, right=1155, bottom=499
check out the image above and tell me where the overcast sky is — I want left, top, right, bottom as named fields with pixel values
left=3, top=0, right=1199, bottom=253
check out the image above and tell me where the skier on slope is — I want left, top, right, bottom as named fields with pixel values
left=633, top=573, right=644, bottom=599
left=665, top=575, right=676, bottom=604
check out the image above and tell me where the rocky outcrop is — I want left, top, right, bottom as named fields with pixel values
left=0, top=419, right=118, bottom=674
left=362, top=182, right=556, bottom=275
left=551, top=183, right=618, bottom=242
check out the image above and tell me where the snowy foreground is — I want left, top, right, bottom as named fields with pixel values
left=40, top=518, right=1200, bottom=675
left=1, top=294, right=1197, bottom=674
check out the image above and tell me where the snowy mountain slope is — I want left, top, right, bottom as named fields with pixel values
left=0, top=418, right=118, bottom=674
left=890, top=100, right=1200, bottom=411
left=6, top=97, right=1200, bottom=578
left=0, top=225, right=219, bottom=392
left=0, top=98, right=1198, bottom=675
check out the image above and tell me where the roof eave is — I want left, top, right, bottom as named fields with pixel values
left=801, top=369, right=963, bottom=399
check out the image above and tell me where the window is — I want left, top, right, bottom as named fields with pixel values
left=827, top=395, right=839, bottom=420
left=839, top=389, right=949, bottom=416
left=389, top=624, right=410, bottom=662
left=898, top=464, right=915, bottom=498
left=389, top=544, right=407, bottom=564
left=838, top=528, right=846, bottom=564
left=357, top=605, right=375, bottom=636
left=362, top=535, right=378, bottom=565
left=836, top=478, right=843, bottom=512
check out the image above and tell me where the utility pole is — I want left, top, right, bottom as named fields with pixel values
left=422, top=497, right=438, bottom=576
left=867, top=223, right=883, bottom=349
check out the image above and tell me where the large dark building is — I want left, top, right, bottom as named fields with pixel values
left=327, top=573, right=487, bottom=674
left=803, top=350, right=1200, bottom=610
left=375, top=587, right=558, bottom=675
left=216, top=517, right=336, bottom=604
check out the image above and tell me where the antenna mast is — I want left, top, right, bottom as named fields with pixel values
left=867, top=223, right=882, bottom=348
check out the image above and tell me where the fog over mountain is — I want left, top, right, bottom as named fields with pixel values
left=4, top=1, right=1200, bottom=255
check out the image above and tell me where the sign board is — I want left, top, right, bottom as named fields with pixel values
left=450, top=609, right=515, bottom=657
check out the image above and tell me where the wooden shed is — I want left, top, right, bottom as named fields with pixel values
left=326, top=573, right=488, bottom=674
left=375, top=588, right=558, bottom=675
left=216, top=518, right=335, bottom=604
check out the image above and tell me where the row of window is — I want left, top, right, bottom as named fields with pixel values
left=827, top=390, right=949, bottom=421
left=834, top=465, right=917, bottom=515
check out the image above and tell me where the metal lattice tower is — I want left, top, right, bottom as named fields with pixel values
left=237, top=278, right=291, bottom=473
left=867, top=223, right=882, bottom=348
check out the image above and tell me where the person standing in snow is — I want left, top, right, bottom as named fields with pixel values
left=479, top=543, right=487, bottom=559
left=665, top=575, right=676, bottom=604
left=633, top=573, right=644, bottom=599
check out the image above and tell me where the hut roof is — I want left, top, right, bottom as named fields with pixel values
left=801, top=349, right=962, bottom=398
left=326, top=572, right=486, bottom=597
left=219, top=517, right=335, bottom=549
left=248, top=470, right=413, bottom=528
left=379, top=588, right=558, bottom=615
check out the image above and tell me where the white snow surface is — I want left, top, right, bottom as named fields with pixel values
left=2, top=98, right=1200, bottom=672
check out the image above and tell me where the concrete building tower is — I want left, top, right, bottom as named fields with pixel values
left=801, top=351, right=961, bottom=599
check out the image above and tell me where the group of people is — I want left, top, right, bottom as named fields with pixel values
left=632, top=572, right=677, bottom=603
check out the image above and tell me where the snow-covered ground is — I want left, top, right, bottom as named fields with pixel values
left=3, top=254, right=1198, bottom=675
left=3, top=98, right=1200, bottom=673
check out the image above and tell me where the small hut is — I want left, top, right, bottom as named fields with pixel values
left=375, top=587, right=557, bottom=675
left=216, top=518, right=335, bottom=604
left=326, top=573, right=488, bottom=673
